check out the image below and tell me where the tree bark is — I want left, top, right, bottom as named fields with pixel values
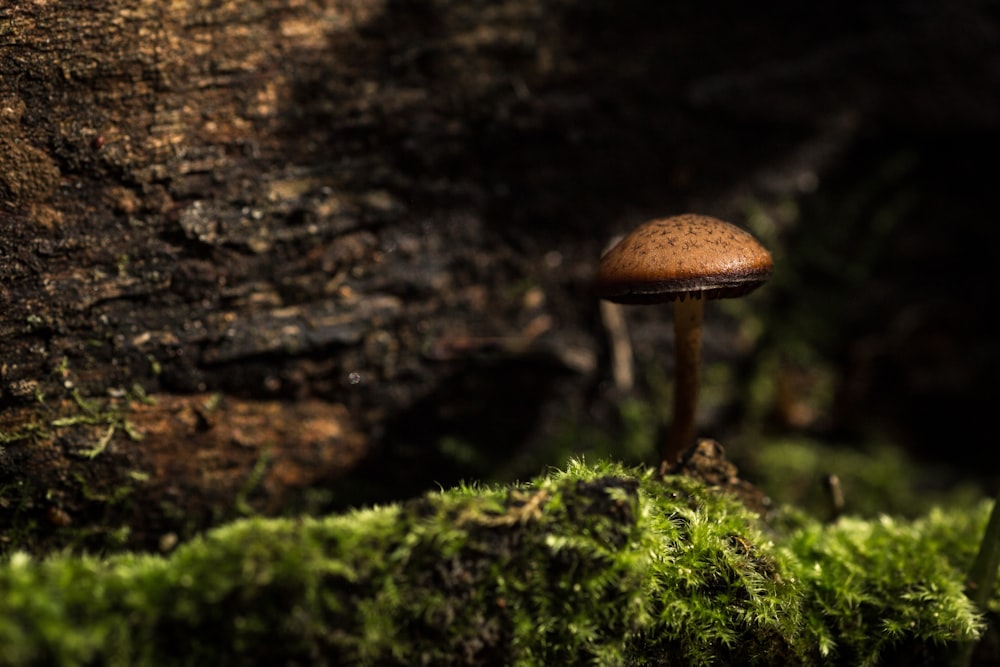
left=1, top=0, right=603, bottom=553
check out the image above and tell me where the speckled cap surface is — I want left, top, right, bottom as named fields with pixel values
left=592, top=214, right=773, bottom=304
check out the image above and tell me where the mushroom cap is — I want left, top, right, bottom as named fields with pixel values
left=592, top=214, right=773, bottom=304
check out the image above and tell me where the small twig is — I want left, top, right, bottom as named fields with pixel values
left=599, top=300, right=634, bottom=392
left=822, top=473, right=845, bottom=523
left=596, top=234, right=635, bottom=393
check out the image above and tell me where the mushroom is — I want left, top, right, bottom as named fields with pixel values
left=592, top=214, right=773, bottom=471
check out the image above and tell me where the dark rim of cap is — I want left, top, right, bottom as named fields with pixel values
left=592, top=214, right=773, bottom=304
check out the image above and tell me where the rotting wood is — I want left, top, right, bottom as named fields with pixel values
left=0, top=1, right=593, bottom=553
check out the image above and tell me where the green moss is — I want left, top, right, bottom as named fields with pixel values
left=785, top=513, right=983, bottom=665
left=0, top=461, right=991, bottom=666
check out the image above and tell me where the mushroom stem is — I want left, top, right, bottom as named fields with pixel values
left=663, top=294, right=703, bottom=467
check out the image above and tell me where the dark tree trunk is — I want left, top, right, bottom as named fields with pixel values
left=1, top=0, right=611, bottom=553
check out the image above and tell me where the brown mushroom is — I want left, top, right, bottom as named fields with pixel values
left=592, top=214, right=773, bottom=471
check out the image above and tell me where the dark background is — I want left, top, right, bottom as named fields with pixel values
left=348, top=0, right=1000, bottom=499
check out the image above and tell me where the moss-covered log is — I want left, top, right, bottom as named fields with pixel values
left=0, top=462, right=989, bottom=666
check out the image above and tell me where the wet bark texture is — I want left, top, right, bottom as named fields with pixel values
left=1, top=0, right=615, bottom=552
left=3, top=1, right=1000, bottom=553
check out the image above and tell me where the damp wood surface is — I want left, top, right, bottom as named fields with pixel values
left=0, top=0, right=601, bottom=553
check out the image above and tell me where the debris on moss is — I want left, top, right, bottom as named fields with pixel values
left=0, top=460, right=990, bottom=666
